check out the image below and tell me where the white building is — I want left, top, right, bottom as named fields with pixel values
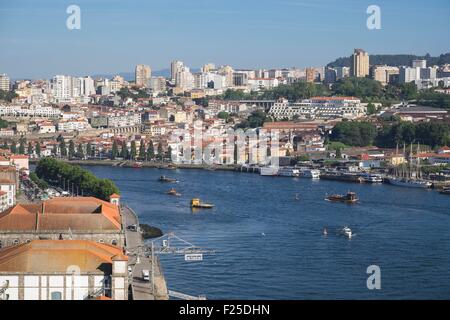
left=0, top=74, right=10, bottom=91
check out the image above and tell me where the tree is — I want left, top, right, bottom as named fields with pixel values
left=121, top=143, right=128, bottom=159
left=10, top=142, right=17, bottom=154
left=130, top=141, right=137, bottom=160
left=1, top=141, right=8, bottom=149
left=35, top=143, right=41, bottom=157
left=27, top=142, right=33, bottom=155
left=147, top=140, right=155, bottom=160
left=68, top=140, right=75, bottom=158
left=76, top=144, right=84, bottom=159
left=366, top=103, right=377, bottom=115
left=111, top=140, right=118, bottom=160
left=330, top=121, right=377, bottom=146
left=157, top=142, right=164, bottom=160
left=218, top=111, right=230, bottom=121
left=86, top=143, right=92, bottom=159
left=139, top=140, right=146, bottom=160
left=60, top=140, right=67, bottom=157
left=18, top=138, right=26, bottom=154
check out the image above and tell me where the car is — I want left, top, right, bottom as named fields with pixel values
left=127, top=224, right=138, bottom=232
left=142, top=270, right=150, bottom=281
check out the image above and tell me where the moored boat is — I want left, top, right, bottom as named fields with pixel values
left=278, top=167, right=300, bottom=177
left=359, top=173, right=383, bottom=183
left=167, top=188, right=181, bottom=196
left=387, top=177, right=431, bottom=188
left=260, top=166, right=279, bottom=176
left=299, top=168, right=320, bottom=179
left=439, top=187, right=450, bottom=195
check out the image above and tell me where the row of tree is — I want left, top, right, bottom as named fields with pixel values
left=0, top=137, right=42, bottom=156
left=35, top=158, right=119, bottom=201
left=330, top=120, right=450, bottom=148
left=110, top=139, right=166, bottom=161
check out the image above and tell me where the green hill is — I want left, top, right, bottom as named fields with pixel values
left=327, top=53, right=450, bottom=68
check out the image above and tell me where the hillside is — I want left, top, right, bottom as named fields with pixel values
left=327, top=53, right=450, bottom=68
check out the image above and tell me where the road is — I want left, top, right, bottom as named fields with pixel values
left=121, top=205, right=168, bottom=300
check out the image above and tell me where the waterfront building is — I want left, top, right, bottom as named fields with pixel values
left=135, top=64, right=151, bottom=87
left=0, top=240, right=128, bottom=300
left=350, top=49, right=369, bottom=78
left=0, top=197, right=125, bottom=248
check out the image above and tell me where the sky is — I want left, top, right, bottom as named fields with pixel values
left=0, top=0, right=449, bottom=79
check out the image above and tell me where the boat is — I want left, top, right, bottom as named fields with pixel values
left=439, top=187, right=450, bottom=195
left=190, top=198, right=214, bottom=209
left=341, top=226, right=353, bottom=239
left=299, top=168, right=320, bottom=179
left=278, top=167, right=300, bottom=177
left=387, top=177, right=432, bottom=189
left=158, top=175, right=178, bottom=183
left=166, top=188, right=181, bottom=196
left=260, top=166, right=279, bottom=176
left=359, top=173, right=383, bottom=183
left=132, top=162, right=143, bottom=168
left=325, top=192, right=359, bottom=204
left=166, top=164, right=177, bottom=170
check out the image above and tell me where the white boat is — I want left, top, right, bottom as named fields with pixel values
left=278, top=167, right=300, bottom=177
left=360, top=173, right=383, bottom=183
left=260, top=166, right=279, bottom=176
left=341, top=226, right=352, bottom=239
left=388, top=177, right=432, bottom=188
left=299, top=168, right=320, bottom=179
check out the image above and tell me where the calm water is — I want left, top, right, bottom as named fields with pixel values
left=86, top=166, right=450, bottom=299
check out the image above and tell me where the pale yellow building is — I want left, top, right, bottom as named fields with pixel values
left=350, top=49, right=369, bottom=78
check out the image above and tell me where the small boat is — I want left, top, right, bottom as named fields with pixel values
left=260, top=166, right=279, bottom=176
left=166, top=164, right=177, bottom=170
left=439, top=187, right=450, bottom=195
left=191, top=198, right=214, bottom=209
left=299, top=168, right=321, bottom=179
left=359, top=173, right=383, bottom=183
left=158, top=175, right=178, bottom=183
left=278, top=167, right=300, bottom=177
left=132, top=162, right=143, bottom=168
left=341, top=226, right=352, bottom=239
left=326, top=192, right=358, bottom=204
left=322, top=227, right=328, bottom=236
left=167, top=188, right=181, bottom=196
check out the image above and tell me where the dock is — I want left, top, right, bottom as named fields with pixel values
left=121, top=205, right=169, bottom=300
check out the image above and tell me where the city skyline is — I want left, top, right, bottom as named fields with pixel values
left=0, top=0, right=449, bottom=79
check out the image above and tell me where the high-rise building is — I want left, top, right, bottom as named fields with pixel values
left=175, top=66, right=194, bottom=91
left=336, top=67, right=350, bottom=80
left=412, top=59, right=427, bottom=68
left=150, top=76, right=167, bottom=93
left=350, top=49, right=370, bottom=77
left=135, top=64, right=151, bottom=87
left=305, top=68, right=315, bottom=83
left=324, top=68, right=337, bottom=84
left=0, top=74, right=10, bottom=91
left=399, top=67, right=419, bottom=83
left=171, top=60, right=184, bottom=82
left=371, top=66, right=399, bottom=85
left=201, top=63, right=216, bottom=73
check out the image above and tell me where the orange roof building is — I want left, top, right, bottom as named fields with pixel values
left=0, top=197, right=125, bottom=249
left=0, top=240, right=129, bottom=300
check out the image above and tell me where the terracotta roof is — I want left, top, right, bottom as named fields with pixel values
left=0, top=197, right=122, bottom=231
left=109, top=193, right=120, bottom=199
left=0, top=240, right=125, bottom=273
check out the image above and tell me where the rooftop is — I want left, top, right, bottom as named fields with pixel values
left=0, top=240, right=126, bottom=273
left=0, top=197, right=122, bottom=231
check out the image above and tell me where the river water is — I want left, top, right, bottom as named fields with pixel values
left=85, top=166, right=450, bottom=299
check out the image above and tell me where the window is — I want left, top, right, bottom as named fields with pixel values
left=98, top=239, right=104, bottom=244
left=0, top=240, right=2, bottom=248
left=13, top=239, right=19, bottom=246
left=51, top=292, right=62, bottom=300
left=26, top=239, right=32, bottom=243
left=111, top=239, right=117, bottom=246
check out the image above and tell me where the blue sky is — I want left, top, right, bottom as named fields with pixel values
left=0, top=0, right=449, bottom=79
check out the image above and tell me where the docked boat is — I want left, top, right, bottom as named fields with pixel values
left=167, top=188, right=181, bottom=196
left=190, top=198, right=214, bottom=209
left=299, top=168, right=320, bottom=179
left=359, top=173, right=383, bottom=183
left=158, top=175, right=178, bottom=183
left=341, top=226, right=353, bottom=239
left=278, top=167, right=300, bottom=177
left=387, top=177, right=431, bottom=189
left=439, top=187, right=450, bottom=195
left=326, top=192, right=358, bottom=204
left=132, top=162, right=143, bottom=168
left=260, top=166, right=279, bottom=176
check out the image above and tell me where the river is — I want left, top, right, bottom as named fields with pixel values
left=85, top=165, right=450, bottom=299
